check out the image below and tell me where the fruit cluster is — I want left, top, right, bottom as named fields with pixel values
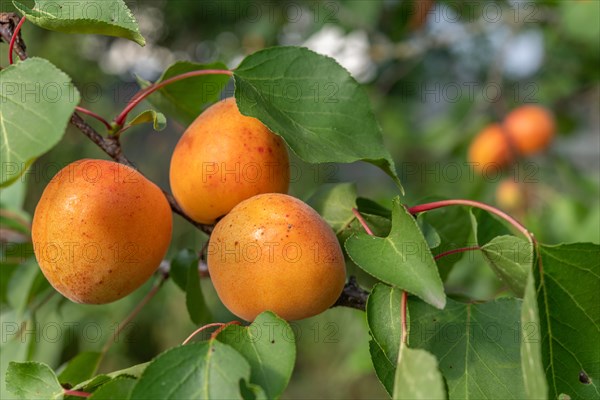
left=468, top=105, right=555, bottom=174
left=32, top=98, right=346, bottom=321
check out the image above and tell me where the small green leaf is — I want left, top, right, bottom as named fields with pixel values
left=470, top=208, right=511, bottom=246
left=520, top=263, right=547, bottom=399
left=88, top=376, right=136, bottom=399
left=536, top=243, right=600, bottom=399
left=6, top=361, right=63, bottom=400
left=0, top=58, right=80, bottom=186
left=58, top=351, right=102, bottom=387
left=417, top=214, right=441, bottom=249
left=170, top=249, right=211, bottom=324
left=72, top=362, right=148, bottom=392
left=136, top=61, right=230, bottom=125
left=217, top=311, right=296, bottom=399
left=369, top=339, right=395, bottom=396
left=345, top=197, right=446, bottom=309
left=170, top=249, right=196, bottom=291
left=13, top=0, right=145, bottom=46
left=366, top=284, right=402, bottom=368
left=307, top=182, right=357, bottom=234
left=130, top=341, right=251, bottom=399
left=418, top=197, right=473, bottom=280
left=393, top=346, right=446, bottom=400
left=356, top=197, right=392, bottom=218
left=481, top=235, right=532, bottom=297
left=186, top=255, right=211, bottom=325
left=127, top=110, right=167, bottom=131
left=234, top=47, right=401, bottom=188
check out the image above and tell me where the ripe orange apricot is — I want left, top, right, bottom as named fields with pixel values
left=468, top=124, right=514, bottom=174
left=503, top=105, right=555, bottom=156
left=32, top=159, right=172, bottom=304
left=207, top=193, right=346, bottom=321
left=169, top=98, right=290, bottom=224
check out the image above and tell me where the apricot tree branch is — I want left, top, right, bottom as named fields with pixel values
left=332, top=276, right=369, bottom=311
left=2, top=21, right=212, bottom=235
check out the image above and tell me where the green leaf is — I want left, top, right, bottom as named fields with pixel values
left=393, top=346, right=446, bottom=400
left=0, top=58, right=80, bottom=186
left=170, top=249, right=211, bottom=324
left=307, top=182, right=357, bottom=234
left=520, top=263, right=547, bottom=399
left=338, top=213, right=391, bottom=246
left=216, top=311, right=296, bottom=399
left=126, top=110, right=167, bottom=131
left=345, top=197, right=446, bottom=309
left=409, top=298, right=526, bottom=399
left=470, top=209, right=511, bottom=246
left=6, top=361, right=63, bottom=399
left=136, top=61, right=230, bottom=125
left=88, top=376, right=136, bottom=400
left=130, top=341, right=250, bottom=399
left=58, top=351, right=102, bottom=387
left=170, top=249, right=196, bottom=291
left=240, top=380, right=267, bottom=400
left=356, top=197, right=392, bottom=218
left=417, top=214, right=441, bottom=249
left=418, top=198, right=473, bottom=280
left=72, top=362, right=148, bottom=392
left=233, top=47, right=401, bottom=188
left=369, top=339, right=395, bottom=396
left=480, top=236, right=532, bottom=297
left=536, top=243, right=600, bottom=399
left=186, top=254, right=211, bottom=325
left=366, top=284, right=402, bottom=369
left=13, top=0, right=145, bottom=46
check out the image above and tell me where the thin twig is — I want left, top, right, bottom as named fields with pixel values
left=434, top=246, right=481, bottom=260
left=210, top=321, right=242, bottom=340
left=63, top=389, right=91, bottom=398
left=0, top=13, right=27, bottom=62
left=8, top=15, right=25, bottom=64
left=114, top=69, right=233, bottom=126
left=75, top=106, right=113, bottom=130
left=351, top=208, right=374, bottom=235
left=182, top=323, right=225, bottom=345
left=408, top=199, right=534, bottom=245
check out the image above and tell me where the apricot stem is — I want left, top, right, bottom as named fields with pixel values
left=182, top=323, right=226, bottom=345
left=210, top=321, right=242, bottom=340
left=114, top=69, right=233, bottom=126
left=75, top=106, right=112, bottom=130
left=64, top=389, right=91, bottom=398
left=8, top=15, right=25, bottom=64
left=407, top=199, right=534, bottom=245
left=434, top=246, right=481, bottom=260
left=351, top=208, right=374, bottom=235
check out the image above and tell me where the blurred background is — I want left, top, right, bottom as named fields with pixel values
left=1, top=1, right=599, bottom=398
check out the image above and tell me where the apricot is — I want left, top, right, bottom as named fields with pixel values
left=207, top=193, right=346, bottom=321
left=31, top=159, right=172, bottom=304
left=468, top=124, right=514, bottom=174
left=503, top=105, right=555, bottom=155
left=496, top=179, right=525, bottom=211
left=169, top=98, right=290, bottom=224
